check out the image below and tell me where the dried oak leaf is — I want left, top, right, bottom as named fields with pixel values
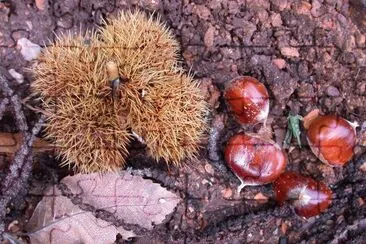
left=26, top=186, right=134, bottom=243
left=26, top=171, right=181, bottom=243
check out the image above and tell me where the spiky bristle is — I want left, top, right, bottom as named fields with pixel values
left=32, top=36, right=131, bottom=173
left=31, top=11, right=207, bottom=172
left=100, top=11, right=179, bottom=76
left=99, top=11, right=207, bottom=164
left=44, top=95, right=131, bottom=173
left=32, top=35, right=109, bottom=99
left=128, top=70, right=208, bottom=165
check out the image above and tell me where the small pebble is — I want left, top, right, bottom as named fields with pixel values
left=296, top=1, right=312, bottom=15
left=311, top=0, right=323, bottom=17
left=35, top=0, right=46, bottom=10
left=271, top=13, right=283, bottom=27
left=204, top=26, right=215, bottom=48
left=193, top=5, right=211, bottom=20
left=280, top=47, right=300, bottom=58
left=273, top=0, right=288, bottom=11
left=273, top=58, right=286, bottom=69
left=222, top=187, right=233, bottom=199
left=204, top=163, right=214, bottom=175
left=17, top=38, right=41, bottom=61
left=326, top=86, right=340, bottom=97
left=257, top=9, right=269, bottom=23
left=25, top=21, right=33, bottom=30
left=318, top=164, right=337, bottom=185
left=254, top=192, right=268, bottom=203
left=8, top=69, right=24, bottom=84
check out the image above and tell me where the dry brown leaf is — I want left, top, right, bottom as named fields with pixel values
left=26, top=171, right=181, bottom=243
left=61, top=171, right=181, bottom=229
left=0, top=132, right=53, bottom=154
left=26, top=186, right=134, bottom=243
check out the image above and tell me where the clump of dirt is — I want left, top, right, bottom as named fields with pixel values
left=0, top=0, right=365, bottom=243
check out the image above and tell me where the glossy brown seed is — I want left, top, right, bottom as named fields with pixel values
left=274, top=172, right=332, bottom=218
left=307, top=115, right=356, bottom=166
left=224, top=76, right=269, bottom=125
left=225, top=133, right=287, bottom=192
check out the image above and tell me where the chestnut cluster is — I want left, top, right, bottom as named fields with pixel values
left=31, top=11, right=207, bottom=173
left=224, top=76, right=357, bottom=218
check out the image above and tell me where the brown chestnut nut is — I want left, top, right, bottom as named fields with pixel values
left=225, top=133, right=287, bottom=192
left=307, top=115, right=357, bottom=166
left=274, top=172, right=332, bottom=218
left=224, top=76, right=269, bottom=125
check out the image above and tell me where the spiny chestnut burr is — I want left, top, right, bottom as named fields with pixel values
left=31, top=11, right=207, bottom=172
left=224, top=76, right=269, bottom=125
left=225, top=133, right=287, bottom=192
left=274, top=172, right=332, bottom=218
left=128, top=70, right=207, bottom=165
left=33, top=36, right=131, bottom=173
left=306, top=115, right=357, bottom=166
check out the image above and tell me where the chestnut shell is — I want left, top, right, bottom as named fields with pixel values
left=225, top=133, right=287, bottom=189
left=307, top=115, right=356, bottom=166
left=274, top=172, right=332, bottom=218
left=224, top=76, right=269, bottom=125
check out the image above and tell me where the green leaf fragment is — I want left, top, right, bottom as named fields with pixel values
left=283, top=115, right=303, bottom=148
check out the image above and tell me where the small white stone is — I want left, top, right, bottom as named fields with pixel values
left=25, top=21, right=33, bottom=30
left=17, top=38, right=42, bottom=61
left=8, top=69, right=24, bottom=84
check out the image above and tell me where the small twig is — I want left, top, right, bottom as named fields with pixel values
left=2, top=232, right=22, bottom=244
left=0, top=73, right=28, bottom=133
left=0, top=69, right=45, bottom=239
left=0, top=115, right=44, bottom=238
left=330, top=218, right=366, bottom=244
left=0, top=98, right=9, bottom=120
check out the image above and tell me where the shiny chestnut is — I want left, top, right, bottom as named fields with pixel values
left=307, top=115, right=356, bottom=166
left=274, top=172, right=332, bottom=218
left=224, top=76, right=269, bottom=125
left=225, top=133, right=287, bottom=192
